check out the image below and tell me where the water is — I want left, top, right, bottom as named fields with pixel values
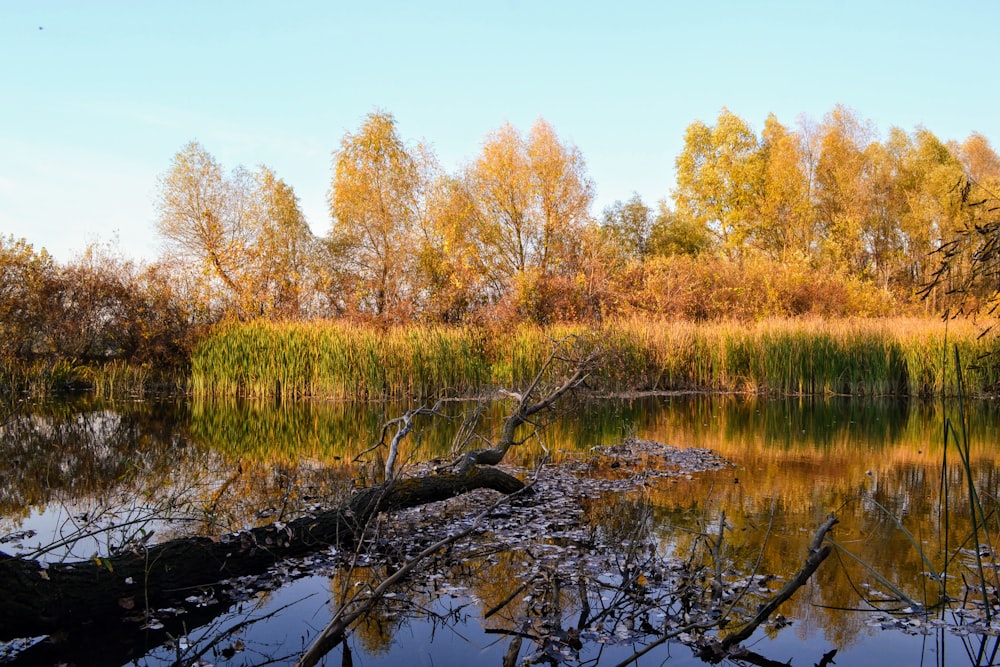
left=2, top=394, right=999, bottom=666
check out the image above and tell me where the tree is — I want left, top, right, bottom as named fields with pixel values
left=50, top=241, right=142, bottom=361
left=0, top=236, right=58, bottom=359
left=600, top=193, right=653, bottom=259
left=755, top=114, right=816, bottom=261
left=813, top=105, right=878, bottom=276
left=884, top=128, right=965, bottom=300
left=647, top=201, right=711, bottom=257
left=251, top=167, right=323, bottom=318
left=673, top=108, right=763, bottom=260
left=923, top=174, right=1000, bottom=321
left=328, top=111, right=423, bottom=319
left=156, top=142, right=249, bottom=299
left=957, top=132, right=1000, bottom=187
left=465, top=118, right=593, bottom=319
left=156, top=142, right=317, bottom=320
left=526, top=118, right=594, bottom=276
left=466, top=122, right=537, bottom=289
left=414, top=173, right=483, bottom=322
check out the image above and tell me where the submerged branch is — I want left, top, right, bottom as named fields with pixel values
left=715, top=513, right=838, bottom=653
left=295, top=473, right=539, bottom=667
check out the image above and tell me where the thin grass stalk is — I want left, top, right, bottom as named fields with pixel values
left=951, top=344, right=993, bottom=623
left=827, top=538, right=920, bottom=608
left=940, top=387, right=951, bottom=622
left=189, top=318, right=992, bottom=400
left=866, top=497, right=942, bottom=595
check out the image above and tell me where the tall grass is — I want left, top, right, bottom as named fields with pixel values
left=189, top=318, right=1000, bottom=400
left=0, top=358, right=90, bottom=398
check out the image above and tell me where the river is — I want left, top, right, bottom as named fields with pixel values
left=1, top=394, right=998, bottom=666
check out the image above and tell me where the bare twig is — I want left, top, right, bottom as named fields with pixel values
left=354, top=399, right=451, bottom=481
left=613, top=514, right=838, bottom=667
left=453, top=340, right=597, bottom=471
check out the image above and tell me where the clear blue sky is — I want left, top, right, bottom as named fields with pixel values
left=2, top=1, right=997, bottom=262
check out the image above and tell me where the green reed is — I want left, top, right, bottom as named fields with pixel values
left=0, top=358, right=91, bottom=398
left=189, top=318, right=1000, bottom=400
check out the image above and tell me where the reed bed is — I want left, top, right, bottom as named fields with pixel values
left=0, top=358, right=88, bottom=397
left=189, top=318, right=1000, bottom=400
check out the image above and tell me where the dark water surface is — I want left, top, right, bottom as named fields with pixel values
left=2, top=395, right=999, bottom=666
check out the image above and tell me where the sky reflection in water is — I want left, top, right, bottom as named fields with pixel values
left=2, top=394, right=998, bottom=666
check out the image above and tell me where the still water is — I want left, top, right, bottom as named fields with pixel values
left=1, top=395, right=999, bottom=666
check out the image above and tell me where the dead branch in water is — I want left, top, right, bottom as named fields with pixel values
left=453, top=337, right=597, bottom=471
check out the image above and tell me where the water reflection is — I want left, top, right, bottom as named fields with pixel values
left=2, top=394, right=1000, bottom=665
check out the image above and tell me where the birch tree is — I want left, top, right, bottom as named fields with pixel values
left=465, top=118, right=593, bottom=313
left=328, top=111, right=422, bottom=319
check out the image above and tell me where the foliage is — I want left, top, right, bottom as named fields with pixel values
left=328, top=111, right=424, bottom=319
left=674, top=107, right=763, bottom=259
left=0, top=235, right=58, bottom=360
left=0, top=237, right=198, bottom=395
left=464, top=118, right=594, bottom=322
left=600, top=193, right=652, bottom=259
left=922, top=177, right=1000, bottom=325
left=6, top=104, right=1000, bottom=395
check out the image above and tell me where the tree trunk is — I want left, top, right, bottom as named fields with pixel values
left=0, top=466, right=523, bottom=642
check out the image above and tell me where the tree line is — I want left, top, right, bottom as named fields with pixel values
left=3, top=104, right=999, bottom=369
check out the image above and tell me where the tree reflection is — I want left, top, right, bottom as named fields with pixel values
left=5, top=394, right=1000, bottom=665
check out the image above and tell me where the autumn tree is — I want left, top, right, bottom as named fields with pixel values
left=957, top=133, right=1000, bottom=187
left=250, top=167, right=325, bottom=318
left=0, top=236, right=58, bottom=359
left=647, top=202, right=712, bottom=257
left=527, top=119, right=594, bottom=275
left=465, top=118, right=593, bottom=320
left=48, top=242, right=142, bottom=360
left=813, top=105, right=878, bottom=276
left=876, top=128, right=965, bottom=299
left=465, top=122, right=536, bottom=293
left=755, top=114, right=816, bottom=260
left=673, top=108, right=762, bottom=260
left=600, top=193, right=653, bottom=260
left=414, top=173, right=483, bottom=322
left=328, top=111, right=424, bottom=319
left=156, top=142, right=248, bottom=300
left=156, top=141, right=317, bottom=320
left=922, top=134, right=1000, bottom=317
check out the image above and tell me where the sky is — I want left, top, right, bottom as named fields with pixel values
left=1, top=0, right=999, bottom=263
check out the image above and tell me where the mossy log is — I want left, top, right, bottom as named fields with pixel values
left=0, top=465, right=524, bottom=642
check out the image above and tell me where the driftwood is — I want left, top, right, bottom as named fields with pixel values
left=0, top=465, right=523, bottom=642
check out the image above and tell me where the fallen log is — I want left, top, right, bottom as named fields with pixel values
left=0, top=465, right=524, bottom=642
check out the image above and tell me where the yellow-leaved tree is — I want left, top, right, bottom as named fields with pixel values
left=156, top=141, right=318, bottom=320
left=755, top=113, right=817, bottom=261
left=327, top=111, right=425, bottom=320
left=673, top=108, right=762, bottom=260
left=465, top=118, right=593, bottom=321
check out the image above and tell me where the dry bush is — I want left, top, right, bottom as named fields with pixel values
left=610, top=254, right=898, bottom=321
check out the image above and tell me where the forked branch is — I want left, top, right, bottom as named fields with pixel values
left=454, top=339, right=597, bottom=471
